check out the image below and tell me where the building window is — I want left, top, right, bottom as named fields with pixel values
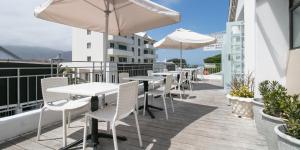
left=132, top=47, right=134, bottom=52
left=138, top=59, right=141, bottom=63
left=132, top=58, right=134, bottom=63
left=144, top=59, right=148, bottom=63
left=131, top=36, right=134, bottom=40
left=110, top=43, right=115, bottom=48
left=144, top=49, right=148, bottom=54
left=87, top=30, right=91, bottom=35
left=144, top=40, right=148, bottom=44
left=110, top=57, right=115, bottom=62
left=290, top=0, right=300, bottom=48
left=87, top=42, right=91, bottom=49
left=119, top=44, right=127, bottom=50
left=138, top=39, right=141, bottom=46
left=138, top=48, right=141, bottom=56
left=119, top=57, right=127, bottom=62
left=87, top=56, right=91, bottom=62
left=150, top=59, right=153, bottom=63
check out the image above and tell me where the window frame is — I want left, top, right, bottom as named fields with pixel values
left=290, top=0, right=300, bottom=49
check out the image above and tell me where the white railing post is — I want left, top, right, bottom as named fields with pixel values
left=16, top=68, right=22, bottom=114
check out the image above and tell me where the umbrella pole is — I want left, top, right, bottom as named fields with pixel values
left=180, top=42, right=182, bottom=68
left=103, top=8, right=110, bottom=82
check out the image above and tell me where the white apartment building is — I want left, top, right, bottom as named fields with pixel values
left=72, top=28, right=156, bottom=64
left=224, top=0, right=300, bottom=96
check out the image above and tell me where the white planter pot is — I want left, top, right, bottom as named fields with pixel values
left=261, top=109, right=284, bottom=150
left=274, top=124, right=300, bottom=150
left=227, top=94, right=253, bottom=118
left=252, top=98, right=264, bottom=135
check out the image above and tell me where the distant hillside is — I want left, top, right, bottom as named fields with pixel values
left=1, top=45, right=71, bottom=61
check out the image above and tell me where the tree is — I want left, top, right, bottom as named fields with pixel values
left=167, top=58, right=187, bottom=67
left=204, top=54, right=221, bottom=64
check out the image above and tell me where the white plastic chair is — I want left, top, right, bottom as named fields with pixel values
left=147, top=70, right=162, bottom=89
left=196, top=68, right=204, bottom=80
left=171, top=71, right=185, bottom=100
left=144, top=75, right=174, bottom=120
left=118, top=72, right=144, bottom=95
left=186, top=71, right=193, bottom=91
left=118, top=72, right=129, bottom=83
left=83, top=81, right=142, bottom=150
left=37, top=77, right=90, bottom=147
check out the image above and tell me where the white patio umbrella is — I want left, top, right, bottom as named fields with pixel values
left=34, top=0, right=180, bottom=81
left=154, top=28, right=216, bottom=68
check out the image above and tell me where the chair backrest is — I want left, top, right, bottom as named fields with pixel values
left=147, top=70, right=153, bottom=76
left=41, top=77, right=69, bottom=103
left=164, top=75, right=172, bottom=94
left=179, top=71, right=186, bottom=84
left=197, top=68, right=204, bottom=75
left=118, top=72, right=129, bottom=83
left=115, top=81, right=139, bottom=120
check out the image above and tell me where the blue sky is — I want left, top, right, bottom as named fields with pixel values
left=150, top=0, right=229, bottom=65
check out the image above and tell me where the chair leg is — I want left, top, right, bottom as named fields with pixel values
left=170, top=94, right=174, bottom=112
left=112, top=123, right=118, bottom=150
left=162, top=94, right=168, bottom=120
left=37, top=107, right=45, bottom=141
left=83, top=116, right=88, bottom=150
left=62, top=110, right=67, bottom=147
left=68, top=112, right=71, bottom=128
left=134, top=111, right=143, bottom=147
left=107, top=121, right=111, bottom=133
left=143, top=92, right=147, bottom=116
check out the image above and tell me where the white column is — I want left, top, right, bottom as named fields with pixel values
left=243, top=0, right=256, bottom=75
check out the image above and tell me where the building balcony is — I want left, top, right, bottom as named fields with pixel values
left=144, top=53, right=155, bottom=58
left=107, top=48, right=134, bottom=57
left=108, top=35, right=134, bottom=44
left=145, top=43, right=155, bottom=49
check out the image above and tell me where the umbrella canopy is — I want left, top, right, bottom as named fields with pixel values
left=34, top=0, right=180, bottom=81
left=34, top=0, right=180, bottom=35
left=154, top=28, right=216, bottom=67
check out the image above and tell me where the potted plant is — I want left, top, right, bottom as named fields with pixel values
left=274, top=95, right=300, bottom=149
left=252, top=81, right=270, bottom=135
left=227, top=74, right=254, bottom=118
left=259, top=80, right=287, bottom=150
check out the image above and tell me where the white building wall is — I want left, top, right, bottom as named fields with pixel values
left=72, top=28, right=104, bottom=62
left=72, top=28, right=155, bottom=63
left=254, top=0, right=290, bottom=96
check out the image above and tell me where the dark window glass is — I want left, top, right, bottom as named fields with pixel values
left=110, top=43, right=115, bottom=48
left=87, top=30, right=91, bottom=35
left=119, top=57, right=127, bottom=62
left=144, top=49, right=148, bottom=54
left=138, top=48, right=140, bottom=56
left=138, top=39, right=141, bottom=46
left=110, top=57, right=114, bottom=62
left=290, top=0, right=300, bottom=48
left=132, top=58, right=134, bottom=62
left=138, top=59, right=141, bottom=63
left=119, top=44, right=127, bottom=50
left=87, top=42, right=91, bottom=49
left=87, top=56, right=91, bottom=62
left=144, top=59, right=148, bottom=63
left=132, top=47, right=134, bottom=52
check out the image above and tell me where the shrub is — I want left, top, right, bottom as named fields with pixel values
left=230, top=73, right=254, bottom=98
left=258, top=80, right=288, bottom=117
left=282, top=95, right=300, bottom=139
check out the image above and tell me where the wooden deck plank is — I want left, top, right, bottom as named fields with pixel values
left=0, top=81, right=268, bottom=150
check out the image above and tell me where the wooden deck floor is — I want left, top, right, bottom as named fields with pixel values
left=0, top=80, right=268, bottom=150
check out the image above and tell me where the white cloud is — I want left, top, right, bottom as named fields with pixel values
left=0, top=0, right=71, bottom=51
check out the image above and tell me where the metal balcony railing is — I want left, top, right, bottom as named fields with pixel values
left=0, top=61, right=154, bottom=118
